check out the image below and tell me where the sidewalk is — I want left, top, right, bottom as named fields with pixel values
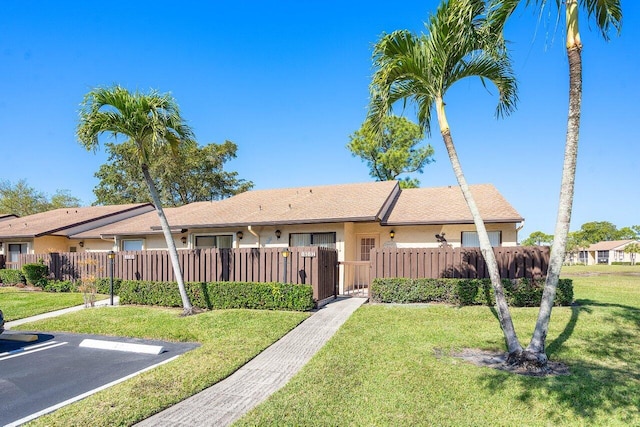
left=4, top=296, right=119, bottom=330
left=136, top=296, right=367, bottom=427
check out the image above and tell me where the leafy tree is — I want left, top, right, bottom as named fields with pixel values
left=522, top=231, right=553, bottom=246
left=565, top=231, right=590, bottom=265
left=93, top=139, right=253, bottom=206
left=0, top=179, right=81, bottom=216
left=49, top=190, right=83, bottom=210
left=624, top=243, right=640, bottom=265
left=633, top=225, right=640, bottom=237
left=347, top=115, right=434, bottom=188
left=616, top=226, right=638, bottom=240
left=574, top=221, right=622, bottom=244
left=367, top=0, right=523, bottom=357
left=494, top=0, right=622, bottom=368
left=77, top=85, right=194, bottom=315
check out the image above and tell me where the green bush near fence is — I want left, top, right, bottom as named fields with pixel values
left=370, top=277, right=573, bottom=307
left=0, top=269, right=26, bottom=285
left=118, top=280, right=315, bottom=311
left=22, top=262, right=49, bottom=286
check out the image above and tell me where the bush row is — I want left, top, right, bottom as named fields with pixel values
left=0, top=268, right=26, bottom=285
left=370, top=277, right=573, bottom=307
left=119, top=280, right=314, bottom=311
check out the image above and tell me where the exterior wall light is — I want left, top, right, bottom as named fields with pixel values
left=79, top=241, right=85, bottom=248
left=275, top=229, right=282, bottom=239
left=181, top=236, right=187, bottom=245
left=237, top=231, right=244, bottom=240
left=389, top=230, right=395, bottom=239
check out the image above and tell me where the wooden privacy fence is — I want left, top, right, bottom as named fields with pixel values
left=15, top=247, right=338, bottom=302
left=370, top=246, right=550, bottom=280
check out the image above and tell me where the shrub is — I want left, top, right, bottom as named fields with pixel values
left=43, top=280, right=76, bottom=293
left=118, top=280, right=314, bottom=311
left=0, top=269, right=26, bottom=285
left=370, top=277, right=573, bottom=307
left=95, top=277, right=122, bottom=295
left=22, top=262, right=49, bottom=286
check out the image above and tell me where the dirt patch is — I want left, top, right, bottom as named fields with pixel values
left=450, top=348, right=570, bottom=377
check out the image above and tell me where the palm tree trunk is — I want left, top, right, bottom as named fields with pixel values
left=436, top=98, right=522, bottom=354
left=527, top=3, right=582, bottom=356
left=142, top=164, right=194, bottom=315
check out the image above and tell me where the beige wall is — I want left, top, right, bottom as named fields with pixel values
left=33, top=236, right=70, bottom=254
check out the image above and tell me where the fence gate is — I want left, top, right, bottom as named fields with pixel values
left=340, top=261, right=370, bottom=297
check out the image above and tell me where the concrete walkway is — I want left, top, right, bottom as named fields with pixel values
left=4, top=296, right=119, bottom=330
left=136, top=296, right=367, bottom=427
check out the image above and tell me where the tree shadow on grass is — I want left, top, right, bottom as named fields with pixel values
left=475, top=299, right=640, bottom=423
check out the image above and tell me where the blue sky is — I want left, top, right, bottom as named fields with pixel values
left=1, top=1, right=638, bottom=239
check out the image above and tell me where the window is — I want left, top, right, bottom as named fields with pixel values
left=194, top=235, right=233, bottom=249
left=289, top=232, right=336, bottom=249
left=597, top=250, right=609, bottom=264
left=122, top=239, right=143, bottom=251
left=360, top=237, right=376, bottom=261
left=579, top=251, right=588, bottom=263
left=8, top=243, right=28, bottom=263
left=461, top=231, right=501, bottom=247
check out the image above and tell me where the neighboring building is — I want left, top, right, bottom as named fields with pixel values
left=0, top=204, right=154, bottom=265
left=578, top=240, right=640, bottom=265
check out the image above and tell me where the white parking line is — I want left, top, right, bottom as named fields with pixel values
left=0, top=341, right=68, bottom=361
left=5, top=355, right=181, bottom=427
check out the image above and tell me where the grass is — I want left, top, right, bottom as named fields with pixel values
left=0, top=287, right=90, bottom=321
left=235, top=267, right=640, bottom=426
left=13, top=306, right=308, bottom=426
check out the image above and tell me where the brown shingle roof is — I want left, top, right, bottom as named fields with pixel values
left=383, top=184, right=523, bottom=225
left=587, top=240, right=639, bottom=251
left=74, top=182, right=401, bottom=238
left=73, top=182, right=523, bottom=238
left=0, top=204, right=153, bottom=239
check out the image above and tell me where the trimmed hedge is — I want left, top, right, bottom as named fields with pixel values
left=370, top=277, right=573, bottom=307
left=0, top=269, right=26, bottom=285
left=118, top=280, right=314, bottom=311
left=22, top=263, right=49, bottom=286
left=42, top=280, right=76, bottom=293
left=95, top=277, right=123, bottom=295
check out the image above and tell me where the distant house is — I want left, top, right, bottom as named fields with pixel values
left=578, top=240, right=640, bottom=265
left=0, top=204, right=154, bottom=265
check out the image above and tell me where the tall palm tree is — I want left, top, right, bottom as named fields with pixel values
left=491, top=0, right=622, bottom=364
left=77, top=85, right=195, bottom=315
left=368, top=0, right=524, bottom=356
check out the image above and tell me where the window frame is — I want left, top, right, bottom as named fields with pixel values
left=289, top=232, right=337, bottom=249
left=121, top=239, right=144, bottom=251
left=461, top=231, right=502, bottom=248
left=193, top=233, right=234, bottom=249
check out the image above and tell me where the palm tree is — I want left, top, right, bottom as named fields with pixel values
left=77, top=85, right=195, bottom=315
left=492, top=0, right=622, bottom=364
left=368, top=0, right=524, bottom=356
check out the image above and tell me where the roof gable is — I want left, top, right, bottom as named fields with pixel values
left=0, top=203, right=154, bottom=239
left=588, top=240, right=640, bottom=251
left=383, top=184, right=523, bottom=225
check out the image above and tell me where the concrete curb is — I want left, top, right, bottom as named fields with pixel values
left=4, top=296, right=119, bottom=330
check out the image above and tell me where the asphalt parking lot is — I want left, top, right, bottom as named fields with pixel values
left=0, top=331, right=199, bottom=426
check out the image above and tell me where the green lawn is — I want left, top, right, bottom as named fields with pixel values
left=0, top=287, right=89, bottom=321
left=14, top=306, right=308, bottom=427
left=235, top=267, right=640, bottom=426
